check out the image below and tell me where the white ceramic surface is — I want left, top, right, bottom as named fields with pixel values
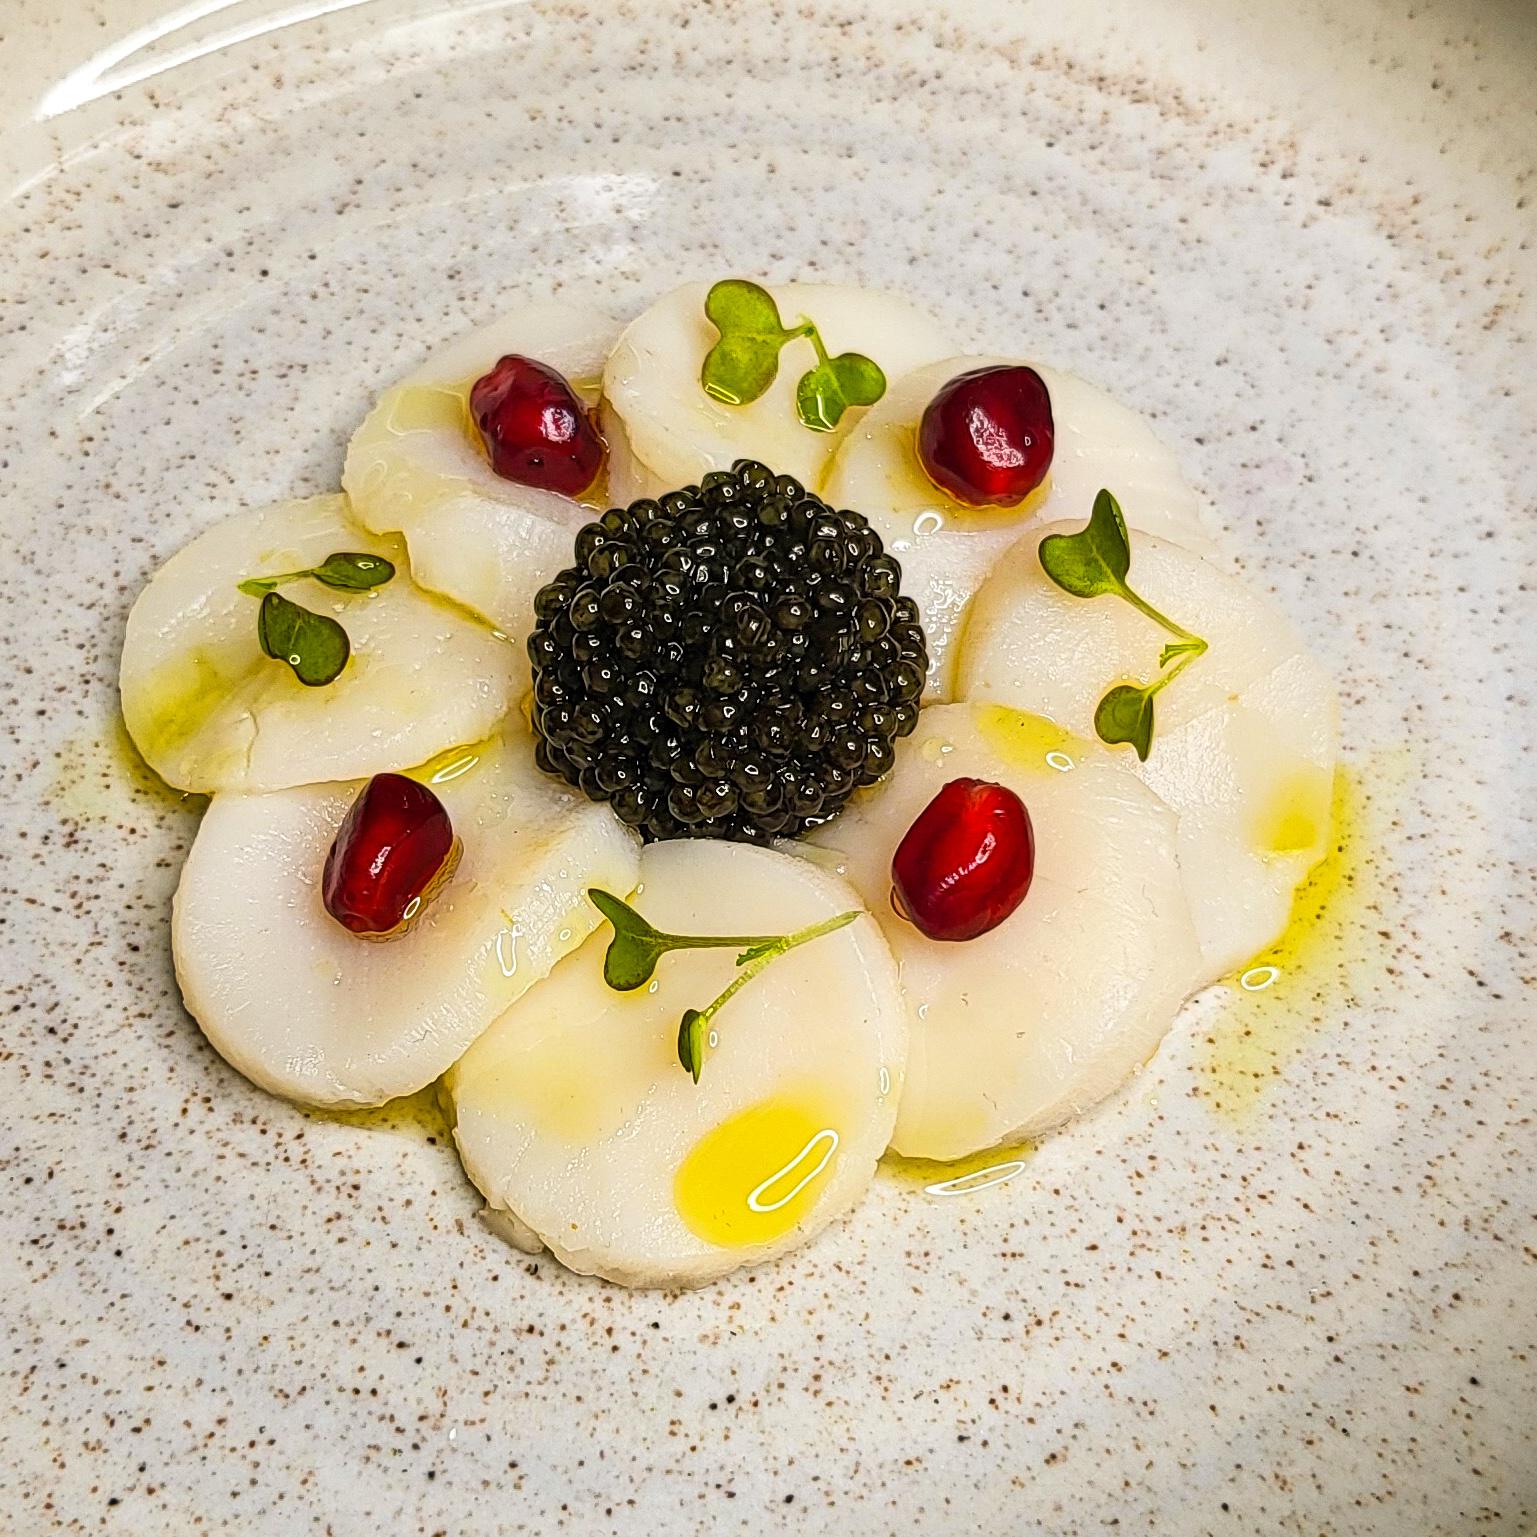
left=2, top=1, right=1533, bottom=1533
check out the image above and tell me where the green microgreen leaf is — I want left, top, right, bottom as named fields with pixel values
left=701, top=335, right=784, bottom=406
left=700, top=278, right=888, bottom=429
left=1092, top=646, right=1205, bottom=761
left=256, top=592, right=350, bottom=687
left=238, top=551, right=395, bottom=597
left=1094, top=684, right=1157, bottom=761
left=677, top=1009, right=708, bottom=1083
left=311, top=551, right=396, bottom=590
left=672, top=908, right=859, bottom=1082
left=589, top=889, right=859, bottom=1083
left=794, top=351, right=887, bottom=432
left=1037, top=488, right=1132, bottom=598
left=589, top=889, right=676, bottom=991
left=701, top=279, right=793, bottom=405
left=587, top=888, right=783, bottom=992
left=704, top=277, right=786, bottom=343
left=238, top=553, right=391, bottom=688
left=1039, top=488, right=1211, bottom=761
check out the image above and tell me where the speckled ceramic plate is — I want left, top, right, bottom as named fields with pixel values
left=3, top=1, right=1533, bottom=1531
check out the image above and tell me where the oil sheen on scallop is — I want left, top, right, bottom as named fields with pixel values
left=807, top=702, right=1203, bottom=1160
left=448, top=840, right=908, bottom=1287
left=120, top=494, right=517, bottom=792
left=956, top=524, right=1338, bottom=983
left=172, top=716, right=640, bottom=1106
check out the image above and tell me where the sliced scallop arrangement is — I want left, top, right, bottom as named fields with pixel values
left=603, top=280, right=956, bottom=494
left=343, top=301, right=624, bottom=648
left=125, top=275, right=1339, bottom=1288
left=449, top=841, right=907, bottom=1287
left=807, top=704, right=1203, bottom=1160
left=823, top=356, right=1217, bottom=694
left=173, top=717, right=641, bottom=1107
left=120, top=494, right=517, bottom=793
left=956, top=524, right=1338, bottom=983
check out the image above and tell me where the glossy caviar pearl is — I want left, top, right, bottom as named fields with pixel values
left=890, top=777, right=1034, bottom=941
left=916, top=365, right=1054, bottom=508
left=322, top=773, right=461, bottom=938
left=469, top=354, right=606, bottom=496
left=528, top=460, right=929, bottom=843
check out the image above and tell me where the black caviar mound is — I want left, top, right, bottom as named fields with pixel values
left=528, top=459, right=927, bottom=843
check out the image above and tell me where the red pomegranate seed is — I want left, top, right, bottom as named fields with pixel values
left=469, top=354, right=606, bottom=496
left=916, top=364, right=1054, bottom=508
left=322, top=773, right=460, bottom=939
left=890, top=777, right=1035, bottom=942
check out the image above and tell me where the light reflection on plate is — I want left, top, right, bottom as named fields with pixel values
left=922, top=1160, right=1028, bottom=1198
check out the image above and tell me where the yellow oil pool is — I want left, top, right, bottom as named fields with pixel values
left=1202, top=765, right=1380, bottom=1120
left=972, top=702, right=1078, bottom=772
left=302, top=1082, right=455, bottom=1142
left=882, top=1140, right=1035, bottom=1196
left=675, top=1097, right=841, bottom=1247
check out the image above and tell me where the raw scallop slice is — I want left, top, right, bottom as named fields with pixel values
left=806, top=702, right=1203, bottom=1161
left=823, top=356, right=1217, bottom=696
left=1042, top=366, right=1217, bottom=554
left=120, top=494, right=517, bottom=793
left=172, top=719, right=641, bottom=1107
left=448, top=840, right=907, bottom=1288
left=602, top=281, right=956, bottom=495
left=342, top=301, right=623, bottom=641
left=600, top=399, right=672, bottom=506
left=956, top=525, right=1338, bottom=984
